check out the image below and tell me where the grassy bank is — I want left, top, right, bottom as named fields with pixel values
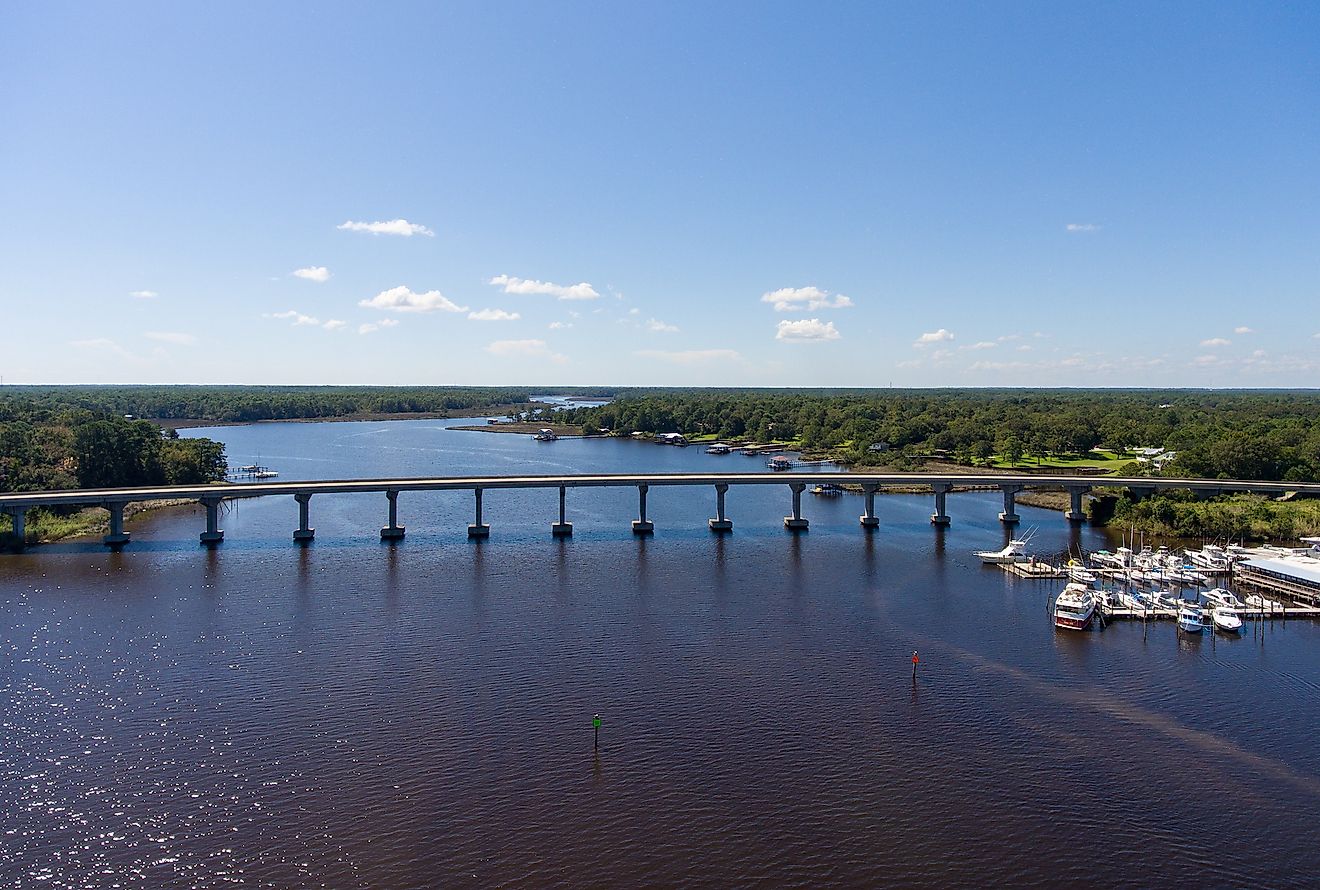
left=1106, top=492, right=1320, bottom=542
left=0, top=500, right=197, bottom=548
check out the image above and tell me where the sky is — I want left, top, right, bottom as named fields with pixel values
left=1, top=1, right=1318, bottom=387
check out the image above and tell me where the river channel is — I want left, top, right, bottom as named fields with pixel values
left=3, top=418, right=1319, bottom=887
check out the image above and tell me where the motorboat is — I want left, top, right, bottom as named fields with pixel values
left=1200, top=588, right=1245, bottom=609
left=1151, top=589, right=1184, bottom=611
left=1119, top=589, right=1156, bottom=612
left=704, top=442, right=731, bottom=455
left=1054, top=583, right=1097, bottom=631
left=768, top=456, right=794, bottom=471
left=1245, top=593, right=1283, bottom=611
left=533, top=429, right=558, bottom=441
left=811, top=483, right=844, bottom=496
left=1212, top=607, right=1243, bottom=634
left=974, top=539, right=1031, bottom=564
left=1177, top=604, right=1205, bottom=634
left=1066, top=560, right=1097, bottom=584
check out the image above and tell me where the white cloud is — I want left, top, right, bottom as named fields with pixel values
left=961, top=341, right=996, bottom=351
left=635, top=348, right=742, bottom=364
left=1200, top=337, right=1231, bottom=347
left=293, top=266, right=331, bottom=282
left=337, top=218, right=433, bottom=237
left=322, top=319, right=346, bottom=331
left=776, top=318, right=841, bottom=341
left=269, top=309, right=321, bottom=326
left=128, top=290, right=158, bottom=299
left=468, top=308, right=521, bottom=322
left=488, top=274, right=600, bottom=301
left=914, top=328, right=954, bottom=347
left=143, top=331, right=196, bottom=345
left=628, top=307, right=640, bottom=315
left=1066, top=223, right=1100, bottom=233
left=485, top=338, right=567, bottom=362
left=358, top=319, right=400, bottom=335
left=359, top=286, right=468, bottom=314
left=1234, top=326, right=1254, bottom=334
left=646, top=318, right=679, bottom=333
left=548, top=321, right=573, bottom=330
left=760, top=286, right=854, bottom=312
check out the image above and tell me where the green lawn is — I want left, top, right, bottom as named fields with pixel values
left=985, top=450, right=1133, bottom=472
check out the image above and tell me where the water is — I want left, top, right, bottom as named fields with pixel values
left=3, top=418, right=1319, bottom=888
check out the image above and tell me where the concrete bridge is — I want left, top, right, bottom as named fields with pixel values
left=1, top=472, right=1314, bottom=549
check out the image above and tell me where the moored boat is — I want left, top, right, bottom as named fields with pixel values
left=1054, top=582, right=1096, bottom=631
left=1177, top=604, right=1205, bottom=634
left=1212, top=607, right=1243, bottom=634
left=811, top=483, right=844, bottom=496
left=1200, top=588, right=1245, bottom=610
left=768, top=456, right=793, bottom=470
left=705, top=442, right=731, bottom=455
left=533, top=428, right=558, bottom=441
left=975, top=539, right=1031, bottom=564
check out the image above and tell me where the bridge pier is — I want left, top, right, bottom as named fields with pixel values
left=860, top=483, right=879, bottom=529
left=999, top=484, right=1022, bottom=524
left=103, top=501, right=130, bottom=547
left=552, top=485, right=572, bottom=537
left=5, top=507, right=27, bottom=548
left=293, top=493, right=314, bottom=543
left=708, top=483, right=732, bottom=532
left=784, top=482, right=809, bottom=531
left=632, top=483, right=653, bottom=534
left=199, top=497, right=224, bottom=546
left=468, top=487, right=489, bottom=538
left=1065, top=485, right=1090, bottom=522
left=930, top=483, right=952, bottom=526
left=380, top=489, right=405, bottom=541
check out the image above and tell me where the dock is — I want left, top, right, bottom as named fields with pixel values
left=1001, top=561, right=1066, bottom=579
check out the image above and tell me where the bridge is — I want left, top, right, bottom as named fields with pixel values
left=1, top=472, right=1314, bottom=549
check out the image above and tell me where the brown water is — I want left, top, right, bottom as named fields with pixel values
left=3, top=419, right=1319, bottom=888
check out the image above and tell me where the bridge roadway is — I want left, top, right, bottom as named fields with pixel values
left=1, top=472, right=1315, bottom=549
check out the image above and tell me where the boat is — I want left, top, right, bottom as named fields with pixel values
left=1245, top=593, right=1283, bottom=611
left=1211, top=607, right=1243, bottom=634
left=811, top=483, right=844, bottom=496
left=974, top=539, right=1031, bottom=564
left=1118, top=589, right=1155, bottom=611
left=1054, top=583, right=1096, bottom=631
left=768, top=456, right=793, bottom=471
left=705, top=442, right=731, bottom=455
left=1200, top=588, right=1245, bottom=609
left=533, top=428, right=558, bottom=441
left=1066, top=560, right=1097, bottom=584
left=1177, top=604, right=1205, bottom=634
left=1151, top=589, right=1184, bottom=611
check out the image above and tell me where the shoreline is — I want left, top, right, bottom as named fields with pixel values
left=154, top=403, right=532, bottom=430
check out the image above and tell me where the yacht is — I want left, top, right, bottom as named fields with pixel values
left=1177, top=604, right=1205, bottom=634
left=1211, top=606, right=1243, bottom=634
left=1200, top=588, right=1245, bottom=610
left=1245, top=593, right=1283, bottom=612
left=1066, top=560, right=1097, bottom=584
left=1054, top=583, right=1097, bottom=631
left=974, top=539, right=1031, bottom=564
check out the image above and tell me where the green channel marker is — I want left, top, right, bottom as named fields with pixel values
left=593, top=713, right=602, bottom=750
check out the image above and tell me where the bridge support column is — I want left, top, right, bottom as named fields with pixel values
left=5, top=507, right=27, bottom=548
left=293, top=493, right=314, bottom=543
left=1065, top=486, right=1090, bottom=523
left=999, top=484, right=1022, bottom=524
left=930, top=483, right=952, bottom=526
left=199, top=497, right=224, bottom=546
left=381, top=490, right=405, bottom=541
left=632, top=483, right=653, bottom=534
left=860, top=483, right=880, bottom=529
left=103, top=501, right=130, bottom=547
left=552, top=485, right=572, bottom=537
left=1128, top=485, right=1155, bottom=502
left=468, top=487, right=489, bottom=538
left=708, top=483, right=732, bottom=532
left=784, top=482, right=809, bottom=531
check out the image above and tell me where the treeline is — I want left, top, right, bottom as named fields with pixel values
left=0, top=385, right=579, bottom=423
left=560, top=389, right=1320, bottom=483
left=0, top=405, right=227, bottom=493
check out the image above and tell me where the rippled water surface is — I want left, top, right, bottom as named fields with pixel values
left=4, top=419, right=1319, bottom=888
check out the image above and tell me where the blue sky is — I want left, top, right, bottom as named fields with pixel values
left=2, top=1, right=1317, bottom=387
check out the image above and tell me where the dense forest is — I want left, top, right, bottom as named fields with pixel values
left=560, top=389, right=1320, bottom=483
left=2, top=385, right=564, bottom=423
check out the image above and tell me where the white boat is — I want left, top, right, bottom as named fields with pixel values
left=1212, top=607, right=1243, bottom=634
left=1066, top=561, right=1097, bottom=584
left=768, top=456, right=793, bottom=470
left=1151, top=589, right=1184, bottom=611
left=1200, top=588, right=1245, bottom=609
left=1245, top=593, right=1283, bottom=611
left=1054, top=583, right=1096, bottom=631
left=811, top=483, right=844, bottom=496
left=705, top=442, right=731, bottom=455
left=533, top=429, right=558, bottom=441
left=1118, top=589, right=1155, bottom=611
left=1177, top=604, right=1205, bottom=634
left=974, top=539, right=1030, bottom=564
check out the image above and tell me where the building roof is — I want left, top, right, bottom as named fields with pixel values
left=1240, top=557, right=1320, bottom=586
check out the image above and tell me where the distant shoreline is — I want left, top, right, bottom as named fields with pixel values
left=155, top=405, right=528, bottom=430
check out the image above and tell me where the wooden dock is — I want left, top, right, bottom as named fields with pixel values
left=1001, top=561, right=1066, bottom=579
left=1098, top=606, right=1320, bottom=620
